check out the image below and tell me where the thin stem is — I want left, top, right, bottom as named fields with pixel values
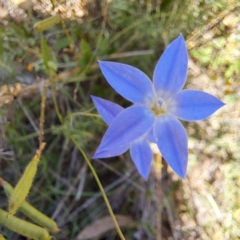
left=67, top=134, right=126, bottom=240
left=154, top=153, right=162, bottom=240
left=51, top=86, right=63, bottom=123
left=65, top=112, right=101, bottom=120
left=50, top=89, right=125, bottom=240
left=61, top=20, right=75, bottom=52
left=39, top=81, right=47, bottom=147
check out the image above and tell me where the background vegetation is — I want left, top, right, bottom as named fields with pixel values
left=0, top=0, right=239, bottom=239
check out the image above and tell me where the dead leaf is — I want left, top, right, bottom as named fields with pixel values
left=76, top=215, right=135, bottom=240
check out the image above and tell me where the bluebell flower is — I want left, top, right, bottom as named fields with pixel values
left=92, top=34, right=224, bottom=180
left=91, top=96, right=154, bottom=179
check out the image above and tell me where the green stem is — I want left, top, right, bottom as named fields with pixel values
left=67, top=134, right=126, bottom=240
left=51, top=89, right=125, bottom=240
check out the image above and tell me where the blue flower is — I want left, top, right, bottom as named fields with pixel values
left=92, top=34, right=225, bottom=180
left=91, top=96, right=154, bottom=179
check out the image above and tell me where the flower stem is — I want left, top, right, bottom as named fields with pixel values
left=51, top=89, right=125, bottom=239
left=154, top=152, right=162, bottom=240
left=67, top=134, right=126, bottom=240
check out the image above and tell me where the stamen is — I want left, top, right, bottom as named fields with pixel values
left=156, top=98, right=165, bottom=109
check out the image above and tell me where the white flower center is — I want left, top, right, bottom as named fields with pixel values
left=151, top=97, right=166, bottom=116
left=156, top=98, right=165, bottom=109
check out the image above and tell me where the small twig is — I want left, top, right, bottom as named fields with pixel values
left=36, top=142, right=46, bottom=160
left=0, top=67, right=81, bottom=107
left=39, top=80, right=47, bottom=146
left=101, top=50, right=154, bottom=60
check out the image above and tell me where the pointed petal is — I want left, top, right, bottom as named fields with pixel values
left=96, top=106, right=155, bottom=152
left=99, top=61, right=155, bottom=105
left=168, top=90, right=225, bottom=121
left=153, top=115, right=188, bottom=178
left=91, top=96, right=124, bottom=125
left=153, top=34, right=188, bottom=99
left=130, top=138, right=153, bottom=180
left=93, top=144, right=129, bottom=158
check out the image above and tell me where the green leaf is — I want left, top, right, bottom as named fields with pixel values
left=79, top=39, right=92, bottom=68
left=41, top=37, right=57, bottom=77
left=34, top=15, right=61, bottom=32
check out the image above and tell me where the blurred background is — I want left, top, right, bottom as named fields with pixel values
left=0, top=0, right=239, bottom=239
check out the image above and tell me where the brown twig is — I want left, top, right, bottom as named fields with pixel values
left=39, top=80, right=47, bottom=147
left=0, top=67, right=81, bottom=107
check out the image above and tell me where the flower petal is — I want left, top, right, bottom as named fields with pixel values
left=153, top=34, right=188, bottom=99
left=153, top=115, right=188, bottom=178
left=168, top=90, right=225, bottom=121
left=93, top=144, right=129, bottom=158
left=130, top=138, right=153, bottom=180
left=99, top=61, right=155, bottom=105
left=91, top=96, right=124, bottom=125
left=146, top=128, right=156, bottom=143
left=96, top=105, right=155, bottom=152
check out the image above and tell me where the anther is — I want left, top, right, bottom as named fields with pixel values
left=156, top=98, right=165, bottom=109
